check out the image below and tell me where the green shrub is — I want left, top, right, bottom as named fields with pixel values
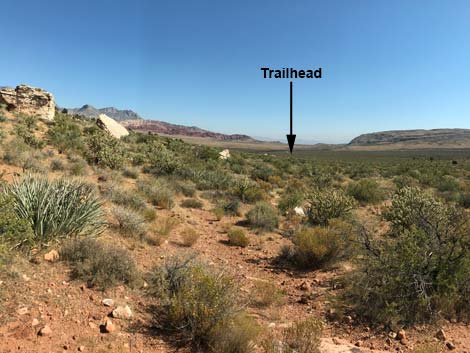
left=68, top=158, right=88, bottom=176
left=2, top=138, right=30, bottom=166
left=5, top=176, right=106, bottom=244
left=219, top=199, right=241, bottom=216
left=436, top=175, right=460, bottom=192
left=147, top=256, right=242, bottom=350
left=227, top=228, right=249, bottom=247
left=111, top=206, right=147, bottom=238
left=50, top=158, right=65, bottom=171
left=102, top=183, right=147, bottom=210
left=145, top=145, right=180, bottom=176
left=142, top=208, right=157, bottom=222
left=246, top=202, right=279, bottom=232
left=262, top=318, right=322, bottom=353
left=176, top=181, right=196, bottom=197
left=459, top=192, right=470, bottom=208
left=345, top=187, right=470, bottom=325
left=250, top=280, right=284, bottom=308
left=0, top=195, right=34, bottom=249
left=14, top=124, right=45, bottom=149
left=137, top=178, right=175, bottom=209
left=60, top=238, right=140, bottom=290
left=305, top=188, right=355, bottom=226
left=48, top=114, right=84, bottom=153
left=347, top=179, right=385, bottom=204
left=155, top=216, right=179, bottom=236
left=85, top=129, right=126, bottom=169
left=181, top=198, right=203, bottom=209
left=278, top=191, right=303, bottom=215
left=122, top=167, right=139, bottom=179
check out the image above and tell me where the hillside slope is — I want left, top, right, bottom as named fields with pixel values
left=349, top=129, right=470, bottom=147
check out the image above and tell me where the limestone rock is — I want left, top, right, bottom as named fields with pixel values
left=103, top=319, right=115, bottom=333
left=435, top=329, right=447, bottom=341
left=96, top=114, right=129, bottom=139
left=219, top=149, right=230, bottom=160
left=112, top=305, right=132, bottom=319
left=102, top=298, right=114, bottom=307
left=44, top=249, right=59, bottom=262
left=0, top=84, right=55, bottom=121
left=38, top=324, right=52, bottom=336
left=294, top=206, right=305, bottom=216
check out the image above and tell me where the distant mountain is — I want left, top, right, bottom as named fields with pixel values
left=67, top=105, right=142, bottom=121
left=349, top=129, right=470, bottom=147
left=121, top=119, right=256, bottom=142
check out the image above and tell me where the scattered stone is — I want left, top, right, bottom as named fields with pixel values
left=446, top=342, right=456, bottom=350
left=38, top=324, right=52, bottom=336
left=396, top=329, right=406, bottom=340
left=103, top=319, right=115, bottom=333
left=17, top=307, right=29, bottom=315
left=112, top=305, right=132, bottom=319
left=44, top=249, right=59, bottom=262
left=96, top=114, right=129, bottom=139
left=32, top=318, right=40, bottom=326
left=435, top=329, right=447, bottom=341
left=102, top=298, right=114, bottom=307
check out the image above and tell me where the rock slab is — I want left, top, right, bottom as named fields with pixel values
left=96, top=114, right=129, bottom=139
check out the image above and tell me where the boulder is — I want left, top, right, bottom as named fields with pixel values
left=44, top=249, right=59, bottom=262
left=112, top=305, right=133, bottom=319
left=0, top=84, right=55, bottom=121
left=294, top=206, right=305, bottom=216
left=96, top=114, right=129, bottom=139
left=219, top=149, right=230, bottom=160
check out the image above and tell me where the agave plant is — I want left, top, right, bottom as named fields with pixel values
left=6, top=175, right=106, bottom=244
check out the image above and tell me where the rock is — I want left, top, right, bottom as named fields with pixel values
left=219, top=149, right=230, bottom=160
left=103, top=319, right=115, bottom=333
left=0, top=84, right=55, bottom=121
left=112, top=305, right=132, bottom=319
left=396, top=329, right=406, bottom=340
left=354, top=340, right=362, bottom=347
left=388, top=331, right=397, bottom=339
left=102, top=298, right=114, bottom=307
left=38, top=324, right=52, bottom=336
left=294, top=206, right=305, bottom=216
left=446, top=342, right=456, bottom=350
left=32, top=318, right=40, bottom=326
left=299, top=281, right=310, bottom=291
left=435, top=329, right=447, bottom=341
left=44, top=249, right=59, bottom=262
left=17, top=307, right=29, bottom=315
left=78, top=346, right=85, bottom=352
left=96, top=114, right=129, bottom=139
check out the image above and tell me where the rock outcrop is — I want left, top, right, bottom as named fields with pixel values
left=96, top=114, right=129, bottom=139
left=0, top=84, right=55, bottom=121
left=219, top=149, right=230, bottom=160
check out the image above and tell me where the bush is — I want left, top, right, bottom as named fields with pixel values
left=227, top=228, right=249, bottom=247
left=137, top=178, right=175, bottom=209
left=262, top=318, right=322, bottom=353
left=103, top=183, right=147, bottom=210
left=50, top=158, right=65, bottom=171
left=111, top=206, right=147, bottom=238
left=60, top=238, right=140, bottom=290
left=246, top=202, right=278, bottom=232
left=122, top=167, right=139, bottom=179
left=68, top=158, right=88, bottom=176
left=347, top=179, right=385, bottom=204
left=147, top=256, right=242, bottom=350
left=459, top=192, right=470, bottom=208
left=155, top=216, right=179, bottom=236
left=181, top=198, right=203, bottom=209
left=180, top=227, right=200, bottom=247
left=305, top=188, right=355, bottom=226
left=177, top=181, right=196, bottom=197
left=345, top=187, right=470, bottom=325
left=48, top=114, right=84, bottom=153
left=278, top=190, right=303, bottom=215
left=5, top=176, right=106, bottom=244
left=85, top=129, right=126, bottom=169
left=142, top=208, right=157, bottom=222
left=250, top=280, right=284, bottom=308
left=0, top=195, right=34, bottom=249
left=210, top=313, right=260, bottom=353
left=219, top=199, right=241, bottom=216
left=436, top=175, right=460, bottom=192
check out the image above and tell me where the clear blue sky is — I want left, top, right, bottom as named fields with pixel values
left=2, top=1, right=470, bottom=143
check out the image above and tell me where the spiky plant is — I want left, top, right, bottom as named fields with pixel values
left=5, top=175, right=106, bottom=245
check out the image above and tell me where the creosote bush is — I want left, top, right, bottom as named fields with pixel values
left=344, top=187, right=470, bottom=326
left=147, top=256, right=249, bottom=352
left=0, top=194, right=34, bottom=249
left=227, top=228, right=249, bottom=247
left=180, top=227, right=200, bottom=247
left=250, top=280, right=284, bottom=308
left=181, top=198, right=203, bottom=209
left=246, top=202, right=279, bottom=232
left=5, top=175, right=106, bottom=245
left=60, top=238, right=140, bottom=290
left=137, top=178, right=175, bottom=209
left=347, top=178, right=385, bottom=205
left=111, top=206, right=147, bottom=238
left=306, top=188, right=355, bottom=226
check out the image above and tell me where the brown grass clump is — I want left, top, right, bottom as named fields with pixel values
left=180, top=227, right=200, bottom=247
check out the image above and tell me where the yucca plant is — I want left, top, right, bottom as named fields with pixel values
left=5, top=175, right=106, bottom=245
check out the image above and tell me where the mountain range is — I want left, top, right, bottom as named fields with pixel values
left=67, top=105, right=143, bottom=121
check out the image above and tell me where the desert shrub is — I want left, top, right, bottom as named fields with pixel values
left=155, top=216, right=179, bottom=236
left=436, top=175, right=460, bottom=192
left=2, top=138, right=30, bottom=166
left=219, top=199, right=241, bottom=216
left=50, top=158, right=65, bottom=171
left=250, top=280, right=284, bottom=308
left=142, top=208, right=157, bottom=222
left=393, top=175, right=417, bottom=189
left=85, top=129, right=126, bottom=169
left=14, top=124, right=45, bottom=149
left=181, top=198, right=203, bottom=209
left=48, top=114, right=84, bottom=153
left=111, top=206, right=147, bottom=238
left=68, top=157, right=88, bottom=176
left=5, top=176, right=106, bottom=244
left=227, top=228, right=249, bottom=247
left=103, top=183, right=147, bottom=210
left=176, top=181, right=196, bottom=197
left=180, top=227, right=200, bottom=247
left=0, top=194, right=34, bottom=249
left=212, top=207, right=225, bottom=220
left=233, top=178, right=265, bottom=203
left=192, top=169, right=232, bottom=191
left=122, top=167, right=139, bottom=179
left=0, top=112, right=5, bottom=122
left=147, top=256, right=242, bottom=350
left=137, top=178, right=175, bottom=209
left=246, top=202, right=279, bottom=232
left=278, top=190, right=303, bottom=215
left=305, top=188, right=355, bottom=226
left=347, top=179, right=385, bottom=204
left=60, top=238, right=139, bottom=290
left=251, top=165, right=274, bottom=182
left=458, top=192, right=470, bottom=209
left=344, top=187, right=470, bottom=325
left=145, top=145, right=181, bottom=176
left=262, top=318, right=322, bottom=353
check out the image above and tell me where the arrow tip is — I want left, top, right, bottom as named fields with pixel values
left=286, top=134, right=296, bottom=154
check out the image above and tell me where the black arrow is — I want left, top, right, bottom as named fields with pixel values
left=286, top=81, right=296, bottom=153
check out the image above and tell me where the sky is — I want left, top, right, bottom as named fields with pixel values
left=1, top=0, right=470, bottom=143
